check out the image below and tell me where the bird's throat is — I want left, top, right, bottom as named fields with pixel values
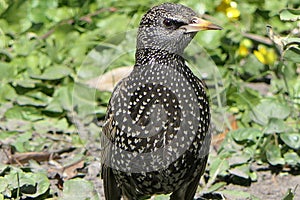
left=135, top=48, right=185, bottom=67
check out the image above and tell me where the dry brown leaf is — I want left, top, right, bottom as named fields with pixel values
left=62, top=160, right=85, bottom=180
left=212, top=115, right=238, bottom=151
left=6, top=152, right=61, bottom=164
left=86, top=66, right=133, bottom=92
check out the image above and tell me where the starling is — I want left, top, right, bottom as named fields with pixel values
left=101, top=3, right=222, bottom=200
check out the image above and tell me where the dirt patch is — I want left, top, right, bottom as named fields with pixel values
left=221, top=165, right=300, bottom=200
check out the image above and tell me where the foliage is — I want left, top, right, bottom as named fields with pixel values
left=0, top=0, right=299, bottom=199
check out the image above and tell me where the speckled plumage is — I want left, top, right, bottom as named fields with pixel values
left=101, top=3, right=221, bottom=200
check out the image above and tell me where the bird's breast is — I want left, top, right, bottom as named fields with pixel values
left=107, top=62, right=210, bottom=173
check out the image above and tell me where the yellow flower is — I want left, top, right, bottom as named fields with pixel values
left=254, top=45, right=277, bottom=65
left=237, top=39, right=252, bottom=57
left=226, top=7, right=240, bottom=20
left=217, top=0, right=240, bottom=21
left=238, top=45, right=249, bottom=57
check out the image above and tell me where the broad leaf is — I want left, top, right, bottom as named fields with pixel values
left=61, top=179, right=99, bottom=200
left=266, top=144, right=285, bottom=165
left=280, top=133, right=300, bottom=149
left=280, top=8, right=300, bottom=21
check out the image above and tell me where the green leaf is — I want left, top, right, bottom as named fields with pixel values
left=281, top=188, right=295, bottom=200
left=72, top=83, right=99, bottom=117
left=3, top=171, right=50, bottom=198
left=23, top=173, right=50, bottom=198
left=28, top=1, right=58, bottom=23
left=96, top=14, right=130, bottom=36
left=266, top=144, right=285, bottom=166
left=62, top=179, right=99, bottom=200
left=0, top=177, right=8, bottom=193
left=231, top=128, right=262, bottom=142
left=153, top=194, right=170, bottom=200
left=205, top=182, right=227, bottom=193
left=280, top=133, right=300, bottom=149
left=14, top=79, right=39, bottom=88
left=16, top=92, right=50, bottom=107
left=46, top=84, right=73, bottom=112
left=0, top=62, right=16, bottom=81
left=283, top=151, right=300, bottom=166
left=11, top=132, right=32, bottom=152
left=229, top=88, right=261, bottom=111
left=13, top=36, right=38, bottom=56
left=0, top=119, right=32, bottom=133
left=46, top=7, right=76, bottom=22
left=4, top=106, right=42, bottom=121
left=195, top=30, right=222, bottom=50
left=30, top=65, right=72, bottom=80
left=283, top=47, right=300, bottom=63
left=33, top=118, right=70, bottom=134
left=228, top=152, right=251, bottom=166
left=243, top=54, right=265, bottom=76
left=209, top=157, right=230, bottom=179
left=264, top=0, right=290, bottom=16
left=0, top=164, right=9, bottom=175
left=45, top=98, right=63, bottom=113
left=229, top=164, right=251, bottom=179
left=280, top=8, right=300, bottom=21
left=0, top=84, right=17, bottom=102
left=264, top=118, right=288, bottom=134
left=220, top=189, right=260, bottom=200
left=249, top=99, right=291, bottom=125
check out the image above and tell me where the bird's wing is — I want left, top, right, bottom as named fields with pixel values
left=100, top=79, right=125, bottom=168
left=100, top=80, right=126, bottom=199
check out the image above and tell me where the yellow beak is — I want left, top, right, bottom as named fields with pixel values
left=181, top=17, right=222, bottom=33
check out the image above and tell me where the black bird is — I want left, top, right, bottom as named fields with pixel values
left=101, top=3, right=222, bottom=200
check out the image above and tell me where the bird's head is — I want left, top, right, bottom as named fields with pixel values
left=137, top=3, right=222, bottom=55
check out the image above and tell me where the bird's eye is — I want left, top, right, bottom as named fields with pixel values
left=163, top=19, right=174, bottom=27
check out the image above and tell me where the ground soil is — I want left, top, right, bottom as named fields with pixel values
left=220, top=165, right=300, bottom=200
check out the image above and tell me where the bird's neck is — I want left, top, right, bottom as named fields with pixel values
left=135, top=48, right=185, bottom=67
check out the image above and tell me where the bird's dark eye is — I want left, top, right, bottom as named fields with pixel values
left=163, top=19, right=174, bottom=27
left=163, top=18, right=186, bottom=29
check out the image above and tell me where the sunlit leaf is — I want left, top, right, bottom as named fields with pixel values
left=46, top=7, right=76, bottom=22
left=266, top=144, right=285, bottom=165
left=231, top=128, right=262, bottom=142
left=0, top=62, right=16, bottom=81
left=220, top=189, right=260, bottom=200
left=280, top=8, right=300, bottom=21
left=5, top=106, right=43, bottom=121
left=280, top=133, right=300, bottom=149
left=249, top=99, right=291, bottom=125
left=153, top=194, right=170, bottom=200
left=209, top=157, right=230, bottom=178
left=21, top=172, right=50, bottom=198
left=283, top=151, right=300, bottom=166
left=0, top=84, right=17, bottom=102
left=264, top=118, right=288, bottom=134
left=30, top=65, right=73, bottom=80
left=62, top=179, right=99, bottom=200
left=205, top=182, right=227, bottom=193
left=284, top=47, right=300, bottom=63
left=11, top=132, right=32, bottom=152
left=0, top=177, right=8, bottom=193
